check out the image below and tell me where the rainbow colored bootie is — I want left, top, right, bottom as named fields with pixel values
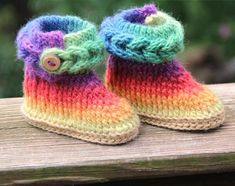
left=100, top=4, right=225, bottom=131
left=16, top=15, right=140, bottom=144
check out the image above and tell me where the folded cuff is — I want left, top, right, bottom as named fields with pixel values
left=100, top=4, right=184, bottom=64
left=16, top=15, right=104, bottom=81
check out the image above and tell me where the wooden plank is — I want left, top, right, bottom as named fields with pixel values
left=79, top=172, right=235, bottom=186
left=0, top=83, right=235, bottom=185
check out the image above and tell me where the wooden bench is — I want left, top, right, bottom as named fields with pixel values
left=0, top=83, right=235, bottom=185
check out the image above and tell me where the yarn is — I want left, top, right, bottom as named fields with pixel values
left=100, top=4, right=184, bottom=64
left=17, top=15, right=104, bottom=81
left=103, top=4, right=225, bottom=131
left=16, top=15, right=140, bottom=144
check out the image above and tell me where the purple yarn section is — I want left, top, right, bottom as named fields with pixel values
left=123, top=4, right=157, bottom=24
left=108, top=55, right=185, bottom=78
left=26, top=65, right=102, bottom=86
left=16, top=17, right=65, bottom=82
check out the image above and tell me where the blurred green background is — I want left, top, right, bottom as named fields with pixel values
left=0, top=0, right=235, bottom=98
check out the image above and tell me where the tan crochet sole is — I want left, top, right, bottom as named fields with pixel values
left=140, top=110, right=225, bottom=131
left=24, top=116, right=139, bottom=145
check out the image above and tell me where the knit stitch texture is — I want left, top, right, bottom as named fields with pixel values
left=16, top=15, right=140, bottom=144
left=100, top=4, right=184, bottom=64
left=101, top=4, right=225, bottom=131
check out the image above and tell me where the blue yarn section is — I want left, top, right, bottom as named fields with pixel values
left=22, top=15, right=89, bottom=34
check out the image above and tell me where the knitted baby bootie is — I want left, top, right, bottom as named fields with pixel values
left=100, top=4, right=225, bottom=131
left=16, top=15, right=140, bottom=144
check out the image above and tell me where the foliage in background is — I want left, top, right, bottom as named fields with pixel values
left=0, top=0, right=235, bottom=98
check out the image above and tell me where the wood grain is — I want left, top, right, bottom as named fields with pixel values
left=0, top=83, right=235, bottom=185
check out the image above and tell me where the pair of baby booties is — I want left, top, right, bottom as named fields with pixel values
left=16, top=4, right=225, bottom=145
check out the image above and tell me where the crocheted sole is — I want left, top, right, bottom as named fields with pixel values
left=23, top=115, right=139, bottom=145
left=140, top=110, right=225, bottom=131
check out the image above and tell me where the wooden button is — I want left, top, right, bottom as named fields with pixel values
left=41, top=54, right=61, bottom=72
left=145, top=13, right=166, bottom=26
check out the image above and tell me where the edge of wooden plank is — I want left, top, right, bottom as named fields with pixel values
left=1, top=152, right=235, bottom=185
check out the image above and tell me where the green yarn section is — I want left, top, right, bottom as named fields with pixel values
left=40, top=24, right=104, bottom=74
left=143, top=11, right=185, bottom=63
left=102, top=10, right=184, bottom=64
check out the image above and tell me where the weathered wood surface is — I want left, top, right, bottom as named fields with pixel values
left=0, top=83, right=235, bottom=185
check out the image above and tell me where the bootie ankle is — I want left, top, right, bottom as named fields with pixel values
left=16, top=15, right=140, bottom=144
left=100, top=4, right=225, bottom=131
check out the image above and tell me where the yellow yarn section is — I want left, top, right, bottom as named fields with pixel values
left=22, top=96, right=139, bottom=134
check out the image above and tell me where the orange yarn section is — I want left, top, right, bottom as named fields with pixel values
left=23, top=69, right=137, bottom=127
